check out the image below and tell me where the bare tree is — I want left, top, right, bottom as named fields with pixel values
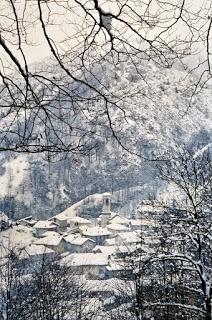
left=107, top=146, right=212, bottom=319
left=0, top=243, right=31, bottom=320
left=21, top=252, right=101, bottom=319
left=152, top=146, right=212, bottom=320
left=0, top=243, right=100, bottom=320
left=0, top=0, right=211, bottom=155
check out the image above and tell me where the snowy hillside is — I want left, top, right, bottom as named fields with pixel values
left=0, top=56, right=211, bottom=219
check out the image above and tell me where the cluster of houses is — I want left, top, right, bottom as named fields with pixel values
left=11, top=193, right=162, bottom=280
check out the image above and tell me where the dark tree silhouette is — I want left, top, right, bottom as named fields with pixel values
left=0, top=0, right=211, bottom=154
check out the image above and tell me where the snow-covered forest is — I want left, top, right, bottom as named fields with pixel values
left=0, top=0, right=212, bottom=319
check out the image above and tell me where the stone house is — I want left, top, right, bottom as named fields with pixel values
left=33, top=220, right=58, bottom=237
left=64, top=234, right=95, bottom=253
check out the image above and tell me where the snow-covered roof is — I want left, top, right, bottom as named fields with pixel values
left=109, top=214, right=129, bottom=225
left=117, top=231, right=141, bottom=244
left=19, top=218, right=37, bottom=225
left=107, top=223, right=129, bottom=232
left=104, top=238, right=116, bottom=246
left=64, top=234, right=94, bottom=246
left=92, top=245, right=117, bottom=255
left=20, top=216, right=33, bottom=221
left=129, top=218, right=155, bottom=226
left=33, top=220, right=57, bottom=229
left=20, top=244, right=54, bottom=258
left=110, top=212, right=129, bottom=224
left=34, top=233, right=63, bottom=247
left=69, top=216, right=91, bottom=224
left=81, top=226, right=111, bottom=237
left=41, top=231, right=61, bottom=238
left=53, top=206, right=78, bottom=221
left=61, top=253, right=108, bottom=266
left=92, top=244, right=136, bottom=256
left=53, top=215, right=67, bottom=222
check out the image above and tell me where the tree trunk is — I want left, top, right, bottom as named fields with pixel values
left=205, top=298, right=212, bottom=320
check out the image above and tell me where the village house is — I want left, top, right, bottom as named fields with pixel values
left=20, top=244, right=55, bottom=265
left=64, top=234, right=95, bottom=253
left=92, top=245, right=117, bottom=256
left=128, top=219, right=142, bottom=231
left=80, top=226, right=112, bottom=245
left=108, top=214, right=129, bottom=226
left=115, top=231, right=142, bottom=246
left=34, top=231, right=65, bottom=253
left=19, top=216, right=37, bottom=228
left=107, top=223, right=129, bottom=234
left=105, top=260, right=130, bottom=279
left=33, top=220, right=59, bottom=237
left=52, top=204, right=93, bottom=233
left=92, top=244, right=135, bottom=258
left=51, top=215, right=69, bottom=232
left=69, top=216, right=92, bottom=230
left=61, top=253, right=108, bottom=279
left=103, top=238, right=117, bottom=246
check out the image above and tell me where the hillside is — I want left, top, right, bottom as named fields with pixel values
left=0, top=56, right=211, bottom=219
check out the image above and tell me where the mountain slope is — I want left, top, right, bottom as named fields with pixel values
left=0, top=57, right=211, bottom=219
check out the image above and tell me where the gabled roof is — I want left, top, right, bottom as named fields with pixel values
left=92, top=245, right=117, bottom=255
left=20, top=218, right=37, bottom=226
left=41, top=231, right=61, bottom=238
left=20, top=244, right=54, bottom=258
left=61, top=253, right=108, bottom=266
left=33, top=220, right=57, bottom=229
left=81, top=226, right=111, bottom=237
left=117, top=231, right=141, bottom=244
left=64, top=234, right=94, bottom=246
left=104, top=238, right=116, bottom=246
left=109, top=214, right=129, bottom=225
left=34, top=233, right=63, bottom=247
left=107, top=223, right=129, bottom=232
left=93, top=244, right=140, bottom=256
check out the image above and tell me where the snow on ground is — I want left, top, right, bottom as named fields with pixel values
left=0, top=225, right=35, bottom=252
left=54, top=192, right=111, bottom=220
left=0, top=155, right=28, bottom=196
left=0, top=155, right=32, bottom=206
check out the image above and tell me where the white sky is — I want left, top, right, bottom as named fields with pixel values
left=0, top=0, right=211, bottom=72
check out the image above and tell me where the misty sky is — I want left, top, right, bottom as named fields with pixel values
left=0, top=0, right=211, bottom=74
